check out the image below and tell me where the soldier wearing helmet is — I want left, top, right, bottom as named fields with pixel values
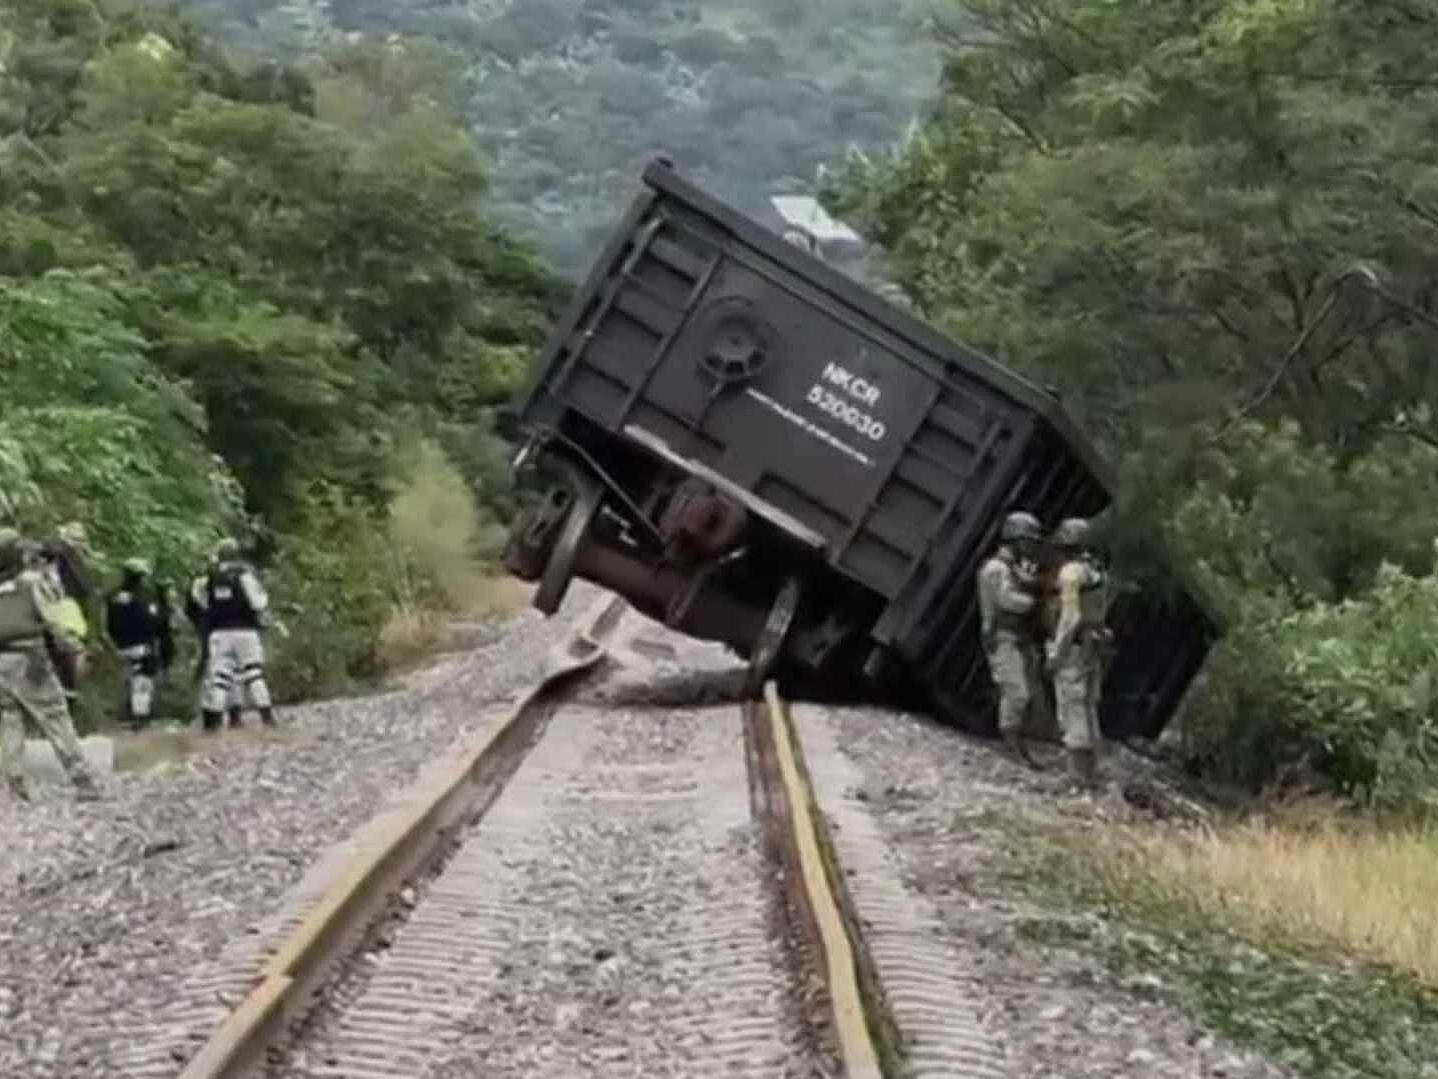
left=104, top=557, right=174, bottom=729
left=1045, top=516, right=1113, bottom=789
left=977, top=510, right=1048, bottom=767
left=0, top=527, right=102, bottom=802
left=189, top=537, right=276, bottom=732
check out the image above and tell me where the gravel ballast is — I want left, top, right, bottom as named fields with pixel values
left=803, top=703, right=1290, bottom=1079
left=293, top=611, right=821, bottom=1077
left=0, top=586, right=598, bottom=1079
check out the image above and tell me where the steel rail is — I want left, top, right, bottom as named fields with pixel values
left=178, top=595, right=626, bottom=1079
left=753, top=681, right=888, bottom=1079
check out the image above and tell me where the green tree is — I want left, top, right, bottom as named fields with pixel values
left=0, top=0, right=563, bottom=706
left=0, top=269, right=244, bottom=576
left=824, top=0, right=1438, bottom=803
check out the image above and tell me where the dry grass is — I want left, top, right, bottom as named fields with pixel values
left=373, top=437, right=540, bottom=673
left=1101, top=803, right=1438, bottom=988
left=387, top=437, right=497, bottom=614
left=374, top=605, right=450, bottom=670
left=472, top=574, right=534, bottom=615
left=374, top=576, right=536, bottom=671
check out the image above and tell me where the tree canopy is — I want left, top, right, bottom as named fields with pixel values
left=825, top=0, right=1438, bottom=806
left=0, top=0, right=560, bottom=701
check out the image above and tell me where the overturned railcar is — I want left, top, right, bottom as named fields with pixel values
left=502, top=157, right=1219, bottom=740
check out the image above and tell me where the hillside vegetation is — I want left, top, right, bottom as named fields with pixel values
left=7, top=0, right=1437, bottom=822
left=0, top=0, right=560, bottom=707
left=154, top=0, right=942, bottom=277
left=827, top=0, right=1438, bottom=815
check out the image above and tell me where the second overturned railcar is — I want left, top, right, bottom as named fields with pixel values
left=501, top=157, right=1219, bottom=740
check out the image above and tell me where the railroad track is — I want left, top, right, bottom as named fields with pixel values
left=136, top=594, right=1005, bottom=1078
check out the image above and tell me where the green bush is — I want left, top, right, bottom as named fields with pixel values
left=265, top=485, right=399, bottom=702
left=1272, top=559, right=1438, bottom=813
left=1161, top=421, right=1438, bottom=812
left=1181, top=553, right=1438, bottom=815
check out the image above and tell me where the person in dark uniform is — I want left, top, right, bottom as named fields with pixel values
left=189, top=538, right=276, bottom=732
left=184, top=554, right=244, bottom=728
left=104, top=559, right=174, bottom=730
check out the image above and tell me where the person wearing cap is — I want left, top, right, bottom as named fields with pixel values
left=189, top=538, right=276, bottom=732
left=0, top=528, right=102, bottom=802
left=104, top=558, right=174, bottom=730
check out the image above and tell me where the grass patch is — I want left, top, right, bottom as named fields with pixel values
left=374, top=606, right=451, bottom=671
left=1015, top=812, right=1438, bottom=1079
left=373, top=576, right=534, bottom=673
left=1130, top=803, right=1438, bottom=987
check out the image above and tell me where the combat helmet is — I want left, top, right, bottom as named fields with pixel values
left=1000, top=511, right=1043, bottom=544
left=212, top=537, right=241, bottom=563
left=1051, top=517, right=1095, bottom=550
left=122, top=557, right=152, bottom=577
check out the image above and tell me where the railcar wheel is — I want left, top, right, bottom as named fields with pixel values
left=744, top=577, right=801, bottom=698
left=534, top=467, right=602, bottom=617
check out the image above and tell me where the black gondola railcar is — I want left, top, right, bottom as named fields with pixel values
left=501, top=157, right=1219, bottom=740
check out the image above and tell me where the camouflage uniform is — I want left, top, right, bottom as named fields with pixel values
left=1046, top=518, right=1112, bottom=787
left=977, top=512, right=1045, bottom=764
left=0, top=531, right=101, bottom=802
left=39, top=521, right=94, bottom=718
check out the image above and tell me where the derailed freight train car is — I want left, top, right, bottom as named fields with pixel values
left=501, top=157, right=1219, bottom=741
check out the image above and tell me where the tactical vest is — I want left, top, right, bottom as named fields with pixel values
left=1075, top=558, right=1109, bottom=626
left=1058, top=557, right=1110, bottom=637
left=978, top=553, right=1035, bottom=638
left=108, top=589, right=162, bottom=649
left=0, top=571, right=45, bottom=645
left=205, top=567, right=259, bottom=631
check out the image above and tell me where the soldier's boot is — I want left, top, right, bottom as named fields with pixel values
left=226, top=707, right=244, bottom=729
left=71, top=770, right=102, bottom=803
left=1066, top=748, right=1098, bottom=792
left=6, top=774, right=30, bottom=803
left=259, top=707, right=278, bottom=728
left=201, top=709, right=224, bottom=733
left=1002, top=726, right=1042, bottom=771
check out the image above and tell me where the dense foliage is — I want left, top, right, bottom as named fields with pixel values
left=825, top=0, right=1438, bottom=810
left=0, top=0, right=560, bottom=709
left=157, top=0, right=942, bottom=278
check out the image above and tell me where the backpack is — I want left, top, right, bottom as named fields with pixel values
left=0, top=571, right=44, bottom=645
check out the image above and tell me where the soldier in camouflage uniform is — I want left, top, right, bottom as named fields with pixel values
left=977, top=511, right=1047, bottom=768
left=0, top=529, right=101, bottom=802
left=1045, top=517, right=1113, bottom=790
left=39, top=520, right=95, bottom=719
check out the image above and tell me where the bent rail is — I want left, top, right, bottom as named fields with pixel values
left=178, top=596, right=625, bottom=1079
